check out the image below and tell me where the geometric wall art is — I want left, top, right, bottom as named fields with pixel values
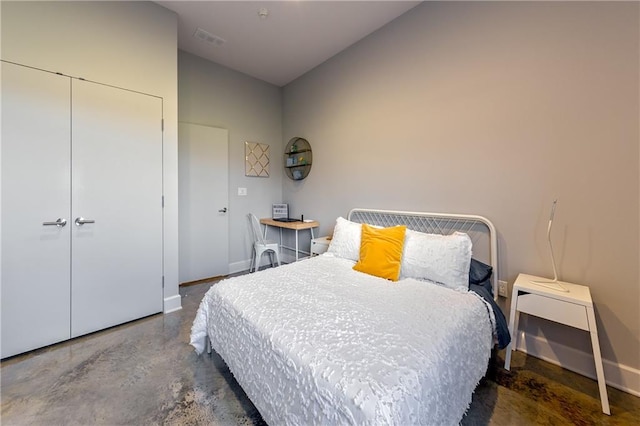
left=245, top=141, right=270, bottom=177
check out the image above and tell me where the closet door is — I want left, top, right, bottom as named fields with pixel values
left=1, top=62, right=71, bottom=358
left=71, top=80, right=163, bottom=337
left=178, top=123, right=229, bottom=283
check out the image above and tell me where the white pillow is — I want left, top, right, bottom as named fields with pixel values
left=400, top=229, right=472, bottom=291
left=327, top=217, right=362, bottom=261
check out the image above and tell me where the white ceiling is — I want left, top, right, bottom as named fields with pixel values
left=156, top=1, right=421, bottom=87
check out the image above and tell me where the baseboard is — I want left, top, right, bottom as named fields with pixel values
left=229, top=254, right=299, bottom=274
left=163, top=294, right=182, bottom=314
left=229, top=259, right=251, bottom=275
left=516, top=331, right=640, bottom=397
left=279, top=252, right=296, bottom=264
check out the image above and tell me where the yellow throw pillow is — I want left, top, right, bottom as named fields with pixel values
left=353, top=224, right=407, bottom=281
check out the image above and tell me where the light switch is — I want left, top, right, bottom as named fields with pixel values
left=238, top=187, right=247, bottom=196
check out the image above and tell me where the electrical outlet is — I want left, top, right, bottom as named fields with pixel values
left=238, top=187, right=247, bottom=196
left=498, top=280, right=508, bottom=297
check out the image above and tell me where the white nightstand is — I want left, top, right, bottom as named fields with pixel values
left=310, top=236, right=331, bottom=256
left=504, top=273, right=610, bottom=415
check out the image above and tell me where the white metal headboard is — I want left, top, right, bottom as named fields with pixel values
left=347, top=208, right=498, bottom=300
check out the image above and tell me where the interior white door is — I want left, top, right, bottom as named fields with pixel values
left=71, top=80, right=163, bottom=337
left=1, top=62, right=72, bottom=358
left=178, top=123, right=229, bottom=283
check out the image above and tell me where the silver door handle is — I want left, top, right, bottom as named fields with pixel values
left=218, top=207, right=227, bottom=213
left=43, top=218, right=67, bottom=227
left=75, top=217, right=95, bottom=226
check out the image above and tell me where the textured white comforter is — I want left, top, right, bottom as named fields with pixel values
left=191, top=254, right=494, bottom=426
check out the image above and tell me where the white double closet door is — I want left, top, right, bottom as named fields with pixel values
left=1, top=62, right=163, bottom=358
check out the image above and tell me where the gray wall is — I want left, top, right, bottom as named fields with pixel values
left=0, top=0, right=181, bottom=312
left=283, top=1, right=639, bottom=379
left=178, top=51, right=283, bottom=270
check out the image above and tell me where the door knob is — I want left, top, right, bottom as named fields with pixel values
left=75, top=217, right=95, bottom=226
left=218, top=207, right=227, bottom=213
left=43, top=218, right=67, bottom=227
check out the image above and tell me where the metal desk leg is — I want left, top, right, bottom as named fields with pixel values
left=294, top=229, right=299, bottom=261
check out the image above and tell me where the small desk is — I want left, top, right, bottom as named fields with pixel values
left=260, top=218, right=319, bottom=262
left=505, top=273, right=610, bottom=415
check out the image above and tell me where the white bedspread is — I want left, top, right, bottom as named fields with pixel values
left=191, top=254, right=494, bottom=426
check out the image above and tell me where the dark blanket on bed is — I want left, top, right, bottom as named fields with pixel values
left=469, top=284, right=511, bottom=349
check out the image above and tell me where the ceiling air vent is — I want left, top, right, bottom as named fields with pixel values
left=193, top=28, right=226, bottom=46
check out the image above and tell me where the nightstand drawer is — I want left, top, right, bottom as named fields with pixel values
left=517, top=293, right=589, bottom=331
left=311, top=236, right=330, bottom=256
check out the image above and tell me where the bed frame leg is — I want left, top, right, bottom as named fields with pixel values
left=485, top=347, right=499, bottom=381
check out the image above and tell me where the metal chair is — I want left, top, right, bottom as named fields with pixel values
left=247, top=213, right=281, bottom=272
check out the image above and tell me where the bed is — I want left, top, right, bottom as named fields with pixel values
left=191, top=209, right=509, bottom=425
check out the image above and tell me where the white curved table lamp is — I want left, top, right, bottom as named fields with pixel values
left=531, top=199, right=569, bottom=292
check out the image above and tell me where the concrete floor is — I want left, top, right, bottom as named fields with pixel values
left=2, top=278, right=639, bottom=425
